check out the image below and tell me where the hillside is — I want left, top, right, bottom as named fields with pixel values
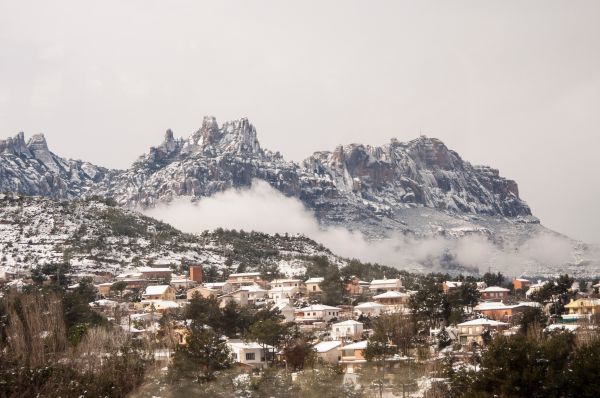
left=0, top=194, right=343, bottom=278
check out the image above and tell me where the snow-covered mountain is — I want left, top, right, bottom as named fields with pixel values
left=1, top=117, right=535, bottom=237
left=1, top=117, right=598, bottom=277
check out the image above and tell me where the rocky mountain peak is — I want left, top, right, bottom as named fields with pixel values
left=0, top=132, right=32, bottom=157
left=403, top=135, right=462, bottom=170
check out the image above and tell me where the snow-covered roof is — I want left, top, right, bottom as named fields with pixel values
left=482, top=286, right=509, bottom=292
left=314, top=340, right=342, bottom=353
left=204, top=282, right=228, bottom=288
left=227, top=339, right=273, bottom=350
left=355, top=301, right=385, bottom=309
left=458, top=318, right=508, bottom=327
left=444, top=281, right=463, bottom=288
left=305, top=277, right=324, bottom=284
left=240, top=284, right=267, bottom=293
left=144, top=285, right=170, bottom=295
left=370, top=278, right=401, bottom=286
left=298, top=304, right=341, bottom=312
left=332, top=320, right=363, bottom=327
left=341, top=340, right=368, bottom=350
left=373, top=291, right=408, bottom=299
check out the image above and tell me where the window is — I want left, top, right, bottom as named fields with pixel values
left=245, top=352, right=256, bottom=361
left=313, top=286, right=316, bottom=291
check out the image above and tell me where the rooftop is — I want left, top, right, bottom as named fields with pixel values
left=458, top=318, right=509, bottom=327
left=341, top=340, right=368, bottom=350
left=373, top=291, right=409, bottom=299
left=482, top=286, right=510, bottom=292
left=144, top=285, right=171, bottom=295
left=314, top=340, right=342, bottom=353
left=298, top=304, right=341, bottom=312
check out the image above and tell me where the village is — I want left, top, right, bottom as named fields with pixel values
left=3, top=259, right=594, bottom=396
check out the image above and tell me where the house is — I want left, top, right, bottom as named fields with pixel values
left=115, top=272, right=148, bottom=290
left=564, top=298, right=600, bottom=315
left=226, top=272, right=267, bottom=289
left=227, top=339, right=273, bottom=369
left=339, top=340, right=368, bottom=373
left=295, top=304, right=342, bottom=322
left=186, top=286, right=220, bottom=300
left=457, top=318, right=509, bottom=346
left=170, top=277, right=197, bottom=290
left=373, top=290, right=411, bottom=312
left=369, top=278, right=402, bottom=293
left=273, top=301, right=296, bottom=322
left=203, top=282, right=234, bottom=295
left=354, top=302, right=385, bottom=317
left=97, top=282, right=114, bottom=297
left=142, top=285, right=176, bottom=301
left=305, top=277, right=324, bottom=295
left=270, top=278, right=305, bottom=293
left=480, top=286, right=509, bottom=301
left=473, top=301, right=533, bottom=322
left=139, top=267, right=172, bottom=283
left=314, top=340, right=342, bottom=364
left=240, top=284, right=268, bottom=304
left=269, top=286, right=300, bottom=302
left=331, top=320, right=364, bottom=340
left=219, top=289, right=249, bottom=308
left=512, top=278, right=531, bottom=291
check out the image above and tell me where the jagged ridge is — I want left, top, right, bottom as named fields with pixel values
left=0, top=117, right=533, bottom=238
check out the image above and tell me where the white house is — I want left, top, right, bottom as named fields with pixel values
left=369, top=278, right=402, bottom=293
left=295, top=304, right=342, bottom=322
left=314, top=340, right=342, bottom=364
left=331, top=320, right=364, bottom=340
left=457, top=318, right=509, bottom=345
left=240, top=284, right=268, bottom=303
left=219, top=289, right=249, bottom=308
left=227, top=339, right=273, bottom=369
left=269, top=286, right=300, bottom=302
left=142, top=285, right=176, bottom=301
left=373, top=290, right=411, bottom=313
left=354, top=302, right=385, bottom=317
left=305, top=277, right=324, bottom=294
left=271, top=278, right=305, bottom=292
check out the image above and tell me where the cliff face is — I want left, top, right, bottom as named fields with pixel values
left=0, top=117, right=534, bottom=237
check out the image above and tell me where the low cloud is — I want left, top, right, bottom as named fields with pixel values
left=143, top=180, right=580, bottom=276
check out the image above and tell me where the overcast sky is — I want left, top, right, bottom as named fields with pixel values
left=1, top=1, right=599, bottom=244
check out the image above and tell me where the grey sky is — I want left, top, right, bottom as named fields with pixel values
left=1, top=0, right=599, bottom=244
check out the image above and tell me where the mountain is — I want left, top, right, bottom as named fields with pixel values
left=1, top=117, right=598, bottom=277
left=0, top=117, right=536, bottom=237
left=0, top=193, right=343, bottom=277
left=0, top=132, right=115, bottom=198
